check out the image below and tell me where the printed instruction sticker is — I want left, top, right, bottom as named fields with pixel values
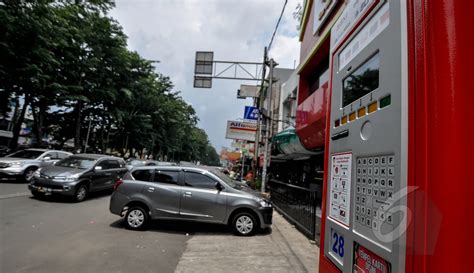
left=329, top=152, right=352, bottom=226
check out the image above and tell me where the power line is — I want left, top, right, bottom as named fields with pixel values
left=267, top=0, right=288, bottom=52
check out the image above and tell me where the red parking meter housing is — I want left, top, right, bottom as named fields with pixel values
left=318, top=0, right=473, bottom=273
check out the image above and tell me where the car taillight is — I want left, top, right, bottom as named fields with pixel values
left=113, top=178, right=124, bottom=191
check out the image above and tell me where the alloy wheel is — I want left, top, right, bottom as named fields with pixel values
left=127, top=209, right=145, bottom=228
left=236, top=215, right=254, bottom=235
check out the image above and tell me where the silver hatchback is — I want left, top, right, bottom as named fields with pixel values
left=109, top=166, right=272, bottom=236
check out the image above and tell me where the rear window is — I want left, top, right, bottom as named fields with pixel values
left=131, top=169, right=153, bottom=181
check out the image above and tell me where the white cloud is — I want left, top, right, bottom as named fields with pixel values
left=111, top=0, right=301, bottom=150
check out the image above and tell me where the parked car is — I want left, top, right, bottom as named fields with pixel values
left=125, top=159, right=177, bottom=170
left=109, top=166, right=273, bottom=236
left=0, top=149, right=72, bottom=182
left=28, top=154, right=127, bottom=202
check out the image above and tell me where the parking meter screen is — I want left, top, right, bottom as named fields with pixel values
left=342, top=52, right=380, bottom=107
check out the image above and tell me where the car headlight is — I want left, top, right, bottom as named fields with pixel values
left=8, top=161, right=23, bottom=167
left=65, top=174, right=80, bottom=181
left=254, top=197, right=272, bottom=207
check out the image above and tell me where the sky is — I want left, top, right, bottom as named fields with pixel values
left=110, top=0, right=301, bottom=151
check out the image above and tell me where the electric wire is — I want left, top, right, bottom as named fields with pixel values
left=267, top=0, right=288, bottom=52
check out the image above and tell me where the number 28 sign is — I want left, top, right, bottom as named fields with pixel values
left=331, top=229, right=345, bottom=261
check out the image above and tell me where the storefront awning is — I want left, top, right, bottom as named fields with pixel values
left=272, top=127, right=321, bottom=159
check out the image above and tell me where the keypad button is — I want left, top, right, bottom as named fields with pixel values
left=387, top=191, right=393, bottom=199
left=355, top=214, right=360, bottom=223
left=373, top=209, right=378, bottom=219
left=368, top=157, right=374, bottom=165
left=362, top=158, right=367, bottom=166
left=380, top=190, right=387, bottom=199
left=388, top=167, right=395, bottom=177
left=362, top=168, right=367, bottom=175
left=373, top=189, right=379, bottom=197
left=361, top=215, right=366, bottom=224
left=357, top=177, right=361, bottom=184
left=372, top=219, right=379, bottom=231
left=374, top=178, right=379, bottom=186
left=374, top=157, right=380, bottom=165
left=367, top=208, right=372, bottom=216
left=380, top=156, right=387, bottom=165
left=361, top=206, right=366, bottom=215
left=366, top=218, right=372, bottom=227
left=356, top=186, right=361, bottom=193
left=380, top=178, right=386, bottom=187
left=357, top=158, right=362, bottom=165
left=356, top=195, right=360, bottom=204
left=362, top=178, right=366, bottom=184
left=380, top=167, right=387, bottom=176
left=388, top=155, right=395, bottom=165
left=356, top=204, right=360, bottom=213
left=380, top=212, right=386, bottom=221
left=361, top=196, right=367, bottom=205
left=357, top=168, right=362, bottom=175
left=367, top=188, right=372, bottom=195
left=388, top=179, right=394, bottom=188
left=374, top=167, right=379, bottom=176
left=387, top=214, right=393, bottom=225
left=367, top=167, right=373, bottom=176
left=367, top=178, right=372, bottom=185
left=362, top=187, right=366, bottom=194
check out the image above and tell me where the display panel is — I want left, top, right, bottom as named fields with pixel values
left=342, top=52, right=380, bottom=107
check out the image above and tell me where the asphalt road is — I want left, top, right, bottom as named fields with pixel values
left=0, top=184, right=198, bottom=273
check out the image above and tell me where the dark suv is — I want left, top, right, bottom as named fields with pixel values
left=110, top=166, right=272, bottom=236
left=29, top=154, right=127, bottom=202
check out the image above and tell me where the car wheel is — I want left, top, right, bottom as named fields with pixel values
left=23, top=167, right=37, bottom=182
left=125, top=207, right=148, bottom=230
left=74, top=185, right=88, bottom=202
left=232, top=212, right=257, bottom=236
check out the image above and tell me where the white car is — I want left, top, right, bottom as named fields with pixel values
left=0, top=149, right=72, bottom=182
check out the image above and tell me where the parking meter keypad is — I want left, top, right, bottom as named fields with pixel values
left=355, top=155, right=395, bottom=231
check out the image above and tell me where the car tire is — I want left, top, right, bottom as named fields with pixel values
left=74, top=184, right=88, bottom=202
left=23, top=167, right=37, bottom=182
left=232, top=212, right=257, bottom=236
left=125, top=207, right=148, bottom=230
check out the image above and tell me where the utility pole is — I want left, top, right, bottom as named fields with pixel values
left=84, top=118, right=92, bottom=153
left=252, top=47, right=267, bottom=182
left=261, top=58, right=277, bottom=193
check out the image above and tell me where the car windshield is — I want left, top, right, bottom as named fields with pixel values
left=7, top=150, right=44, bottom=159
left=211, top=170, right=241, bottom=189
left=55, top=157, right=95, bottom=169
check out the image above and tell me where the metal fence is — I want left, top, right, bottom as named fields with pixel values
left=268, top=179, right=321, bottom=240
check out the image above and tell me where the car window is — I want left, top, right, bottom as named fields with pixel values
left=49, top=152, right=60, bottom=159
left=154, top=170, right=178, bottom=185
left=107, top=160, right=121, bottom=169
left=131, top=169, right=153, bottom=181
left=7, top=150, right=44, bottom=159
left=97, top=160, right=110, bottom=170
left=57, top=152, right=69, bottom=159
left=184, top=172, right=216, bottom=189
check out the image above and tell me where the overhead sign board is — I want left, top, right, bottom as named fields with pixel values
left=243, top=106, right=259, bottom=120
left=237, top=85, right=259, bottom=99
left=225, top=120, right=257, bottom=141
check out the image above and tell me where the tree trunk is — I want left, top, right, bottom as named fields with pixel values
left=74, top=101, right=82, bottom=151
left=9, top=94, right=31, bottom=151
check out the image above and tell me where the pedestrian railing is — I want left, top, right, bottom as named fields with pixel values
left=268, top=179, right=321, bottom=241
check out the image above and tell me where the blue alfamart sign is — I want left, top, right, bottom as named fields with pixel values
left=243, top=106, right=259, bottom=120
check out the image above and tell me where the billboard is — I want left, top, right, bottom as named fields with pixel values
left=225, top=120, right=257, bottom=141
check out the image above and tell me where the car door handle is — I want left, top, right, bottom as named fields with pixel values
left=183, top=191, right=192, bottom=197
left=147, top=187, right=155, bottom=192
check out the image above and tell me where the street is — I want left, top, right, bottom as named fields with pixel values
left=0, top=182, right=319, bottom=273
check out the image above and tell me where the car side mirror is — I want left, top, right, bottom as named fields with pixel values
left=94, top=166, right=103, bottom=171
left=215, top=182, right=224, bottom=191
left=43, top=156, right=51, bottom=161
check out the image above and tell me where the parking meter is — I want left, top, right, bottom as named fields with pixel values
left=324, top=1, right=407, bottom=272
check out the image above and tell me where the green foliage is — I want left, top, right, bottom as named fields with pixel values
left=0, top=0, right=218, bottom=163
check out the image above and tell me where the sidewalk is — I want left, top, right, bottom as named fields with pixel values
left=175, top=212, right=320, bottom=273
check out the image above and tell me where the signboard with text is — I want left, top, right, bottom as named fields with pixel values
left=243, top=106, right=259, bottom=121
left=225, top=120, right=257, bottom=141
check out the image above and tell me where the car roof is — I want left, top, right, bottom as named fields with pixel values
left=23, top=149, right=72, bottom=154
left=130, top=166, right=209, bottom=173
left=70, top=153, right=120, bottom=160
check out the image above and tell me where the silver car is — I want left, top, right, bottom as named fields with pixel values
left=29, top=154, right=127, bottom=202
left=0, top=149, right=72, bottom=182
left=110, top=166, right=272, bottom=236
